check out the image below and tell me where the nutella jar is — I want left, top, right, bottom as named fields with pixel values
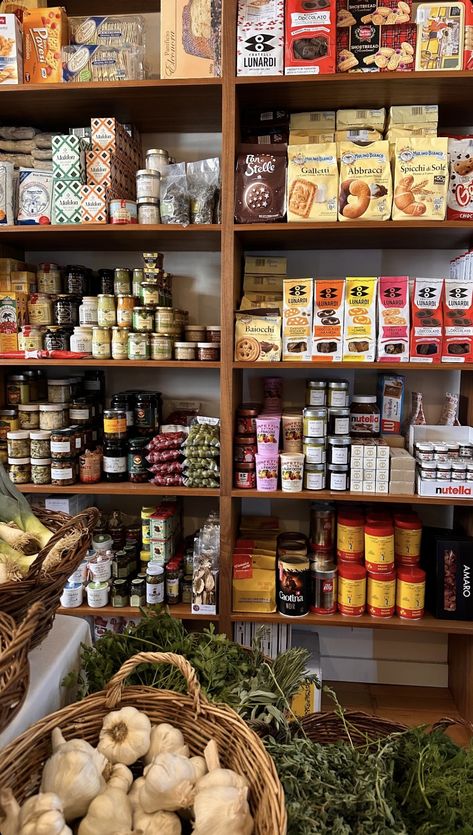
left=350, top=396, right=380, bottom=437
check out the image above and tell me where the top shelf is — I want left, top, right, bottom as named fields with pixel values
left=235, top=71, right=473, bottom=126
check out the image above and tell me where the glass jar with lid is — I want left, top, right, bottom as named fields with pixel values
left=138, top=199, right=160, bottom=225
left=98, top=269, right=114, bottom=295
left=28, top=293, right=53, bottom=325
left=146, top=561, right=165, bottom=604
left=128, top=332, right=150, bottom=361
left=70, top=326, right=93, bottom=354
left=350, top=396, right=380, bottom=437
left=51, top=458, right=77, bottom=486
left=151, top=333, right=173, bottom=361
left=8, top=457, right=31, bottom=484
left=112, top=326, right=129, bottom=360
left=40, top=403, right=65, bottom=431
left=0, top=410, right=19, bottom=439
left=133, top=306, right=154, bottom=333
left=114, top=268, right=132, bottom=296
left=43, top=327, right=69, bottom=352
left=79, top=296, right=99, bottom=325
left=18, top=326, right=43, bottom=352
left=141, top=282, right=160, bottom=307
left=30, top=430, right=51, bottom=460
left=103, top=409, right=127, bottom=439
left=64, top=264, right=89, bottom=296
left=130, top=576, right=146, bottom=607
left=128, top=436, right=149, bottom=483
left=134, top=394, right=158, bottom=434
left=6, top=374, right=29, bottom=406
left=145, top=148, right=169, bottom=175
left=50, top=428, right=75, bottom=459
left=103, top=439, right=127, bottom=482
left=97, top=294, right=116, bottom=328
left=31, top=458, right=51, bottom=485
left=111, top=578, right=129, bottom=607
left=37, top=262, right=61, bottom=294
left=7, top=430, right=30, bottom=459
left=47, top=379, right=71, bottom=404
left=327, top=380, right=349, bottom=408
left=53, top=295, right=79, bottom=327
left=116, top=295, right=135, bottom=328
left=112, top=549, right=130, bottom=579
left=111, top=394, right=135, bottom=429
left=69, top=399, right=91, bottom=425
left=92, top=326, right=111, bottom=359
left=18, top=404, right=40, bottom=430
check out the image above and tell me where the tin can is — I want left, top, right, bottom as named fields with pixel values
left=114, top=268, right=132, bottom=296
left=365, top=523, right=394, bottom=573
left=109, top=199, right=138, bottom=225
left=310, top=502, right=336, bottom=554
left=133, top=306, right=154, bottom=333
left=117, top=294, right=135, bottom=328
left=92, top=326, right=111, bottom=359
left=128, top=332, right=150, bottom=361
left=111, top=327, right=129, bottom=360
left=367, top=569, right=396, bottom=618
left=310, top=562, right=337, bottom=614
left=277, top=554, right=309, bottom=617
left=396, top=567, right=426, bottom=619
left=97, top=294, right=116, bottom=327
left=337, top=511, right=364, bottom=563
left=338, top=563, right=366, bottom=617
left=60, top=581, right=83, bottom=608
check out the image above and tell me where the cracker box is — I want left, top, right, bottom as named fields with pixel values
left=409, top=276, right=444, bottom=362
left=283, top=277, right=313, bottom=360
left=377, top=275, right=410, bottom=361
left=161, top=0, right=221, bottom=79
left=312, top=277, right=344, bottom=361
left=17, top=168, right=52, bottom=225
left=52, top=179, right=82, bottom=224
left=442, top=275, right=473, bottom=363
left=23, top=7, right=69, bottom=83
left=285, top=0, right=336, bottom=75
left=342, top=276, right=377, bottom=361
left=447, top=137, right=473, bottom=221
left=0, top=291, right=27, bottom=351
left=80, top=184, right=107, bottom=224
left=0, top=161, right=14, bottom=224
left=52, top=134, right=87, bottom=182
left=0, top=13, right=23, bottom=84
left=287, top=143, right=338, bottom=221
left=237, top=0, right=284, bottom=76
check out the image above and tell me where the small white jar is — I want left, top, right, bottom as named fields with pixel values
left=79, top=296, right=98, bottom=325
left=136, top=168, right=160, bottom=200
left=70, top=326, right=93, bottom=354
left=138, top=198, right=160, bottom=225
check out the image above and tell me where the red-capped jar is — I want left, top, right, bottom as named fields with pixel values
left=367, top=569, right=396, bottom=618
left=365, top=522, right=394, bottom=573
left=366, top=510, right=392, bottom=524
left=234, top=434, right=256, bottom=464
left=236, top=404, right=260, bottom=435
left=234, top=463, right=256, bottom=489
left=394, top=515, right=422, bottom=567
left=338, top=562, right=366, bottom=616
left=337, top=511, right=365, bottom=563
left=396, top=566, right=426, bottom=619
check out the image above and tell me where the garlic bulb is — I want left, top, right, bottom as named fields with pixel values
left=41, top=728, right=108, bottom=821
left=144, top=724, right=189, bottom=764
left=134, top=807, right=182, bottom=835
left=78, top=764, right=133, bottom=835
left=140, top=752, right=203, bottom=813
left=190, top=757, right=207, bottom=781
left=18, top=792, right=72, bottom=835
left=128, top=777, right=145, bottom=813
left=0, top=788, right=20, bottom=835
left=98, top=706, right=151, bottom=766
left=196, top=769, right=249, bottom=792
left=193, top=785, right=254, bottom=835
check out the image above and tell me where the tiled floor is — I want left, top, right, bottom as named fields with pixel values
left=322, top=682, right=472, bottom=747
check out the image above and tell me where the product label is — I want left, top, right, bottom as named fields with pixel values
left=330, top=472, right=347, bottom=490
left=394, top=526, right=422, bottom=557
left=308, top=390, right=326, bottom=406
left=103, top=417, right=126, bottom=435
left=306, top=471, right=324, bottom=489
left=146, top=581, right=164, bottom=604
left=367, top=576, right=395, bottom=613
left=305, top=417, right=325, bottom=436
left=51, top=441, right=70, bottom=453
left=69, top=409, right=89, bottom=420
left=304, top=444, right=325, bottom=464
left=51, top=467, right=73, bottom=480
left=365, top=533, right=394, bottom=569
left=334, top=417, right=349, bottom=435
left=396, top=580, right=425, bottom=617
left=331, top=446, right=349, bottom=465
left=329, top=390, right=348, bottom=407
left=103, top=456, right=127, bottom=473
left=338, top=575, right=365, bottom=608
left=337, top=522, right=364, bottom=559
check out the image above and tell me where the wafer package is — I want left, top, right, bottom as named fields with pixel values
left=377, top=275, right=410, bottom=361
left=410, top=276, right=444, bottom=362
left=442, top=275, right=473, bottom=363
left=312, top=277, right=344, bottom=361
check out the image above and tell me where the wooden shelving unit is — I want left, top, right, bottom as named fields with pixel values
left=2, top=0, right=473, bottom=727
left=18, top=484, right=219, bottom=497
left=58, top=603, right=219, bottom=621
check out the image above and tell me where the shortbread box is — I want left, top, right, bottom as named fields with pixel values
left=237, top=0, right=284, bottom=76
left=0, top=161, right=14, bottom=225
left=17, top=168, right=52, bottom=225
left=52, top=178, right=82, bottom=224
left=52, top=134, right=87, bottom=181
left=80, top=184, right=107, bottom=223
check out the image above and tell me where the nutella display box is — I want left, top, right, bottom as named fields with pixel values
left=409, top=276, right=444, bottom=363
left=284, top=0, right=336, bottom=75
left=283, top=277, right=313, bottom=360
left=422, top=527, right=473, bottom=620
left=312, top=277, right=344, bottom=361
left=442, top=275, right=473, bottom=362
left=377, top=275, right=410, bottom=361
left=237, top=0, right=284, bottom=76
left=342, top=276, right=377, bottom=361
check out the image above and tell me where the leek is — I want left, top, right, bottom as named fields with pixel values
left=0, top=521, right=40, bottom=554
left=0, top=463, right=52, bottom=548
left=0, top=540, right=36, bottom=583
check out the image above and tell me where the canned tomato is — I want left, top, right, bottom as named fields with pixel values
left=109, top=199, right=137, bottom=224
left=365, top=522, right=394, bottom=573
left=97, top=294, right=116, bottom=327
left=394, top=515, right=422, bottom=566
left=116, top=294, right=135, bottom=328
left=367, top=569, right=395, bottom=618
left=310, top=562, right=337, bottom=614
left=337, top=511, right=364, bottom=563
left=277, top=554, right=309, bottom=617
left=338, top=562, right=366, bottom=616
left=396, top=566, right=426, bottom=619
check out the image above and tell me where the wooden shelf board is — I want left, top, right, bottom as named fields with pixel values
left=234, top=221, right=473, bottom=250
left=58, top=603, right=219, bottom=620
left=0, top=224, right=221, bottom=253
left=0, top=79, right=222, bottom=133
left=231, top=489, right=469, bottom=505
left=233, top=361, right=470, bottom=371
left=1, top=359, right=220, bottom=369
left=236, top=71, right=473, bottom=126
left=20, top=484, right=220, bottom=496
left=231, top=610, right=473, bottom=635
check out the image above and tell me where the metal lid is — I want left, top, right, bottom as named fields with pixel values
left=137, top=168, right=160, bottom=178
left=146, top=148, right=169, bottom=156
left=328, top=435, right=351, bottom=445
left=351, top=396, right=376, bottom=403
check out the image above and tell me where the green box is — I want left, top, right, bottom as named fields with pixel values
left=52, top=134, right=87, bottom=181
left=52, top=179, right=82, bottom=225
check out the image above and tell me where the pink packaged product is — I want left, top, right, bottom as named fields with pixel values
left=255, top=453, right=279, bottom=490
left=442, top=275, right=473, bottom=363
left=409, top=277, right=444, bottom=363
left=377, top=275, right=410, bottom=362
left=256, top=415, right=281, bottom=454
left=237, top=0, right=284, bottom=76
left=447, top=137, right=473, bottom=220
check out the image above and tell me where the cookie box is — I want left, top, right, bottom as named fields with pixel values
left=447, top=137, right=473, bottom=221
left=284, top=0, right=336, bottom=75
left=23, top=6, right=69, bottom=84
left=415, top=2, right=464, bottom=71
left=377, top=275, right=410, bottom=361
left=312, top=277, right=344, bottom=361
left=235, top=309, right=282, bottom=362
left=342, top=276, right=377, bottom=361
left=409, top=276, right=444, bottom=363
left=0, top=12, right=23, bottom=84
left=442, top=275, right=473, bottom=363
left=237, top=0, right=284, bottom=76
left=283, top=277, right=313, bottom=360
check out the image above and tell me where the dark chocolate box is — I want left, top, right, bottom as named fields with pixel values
left=421, top=526, right=473, bottom=620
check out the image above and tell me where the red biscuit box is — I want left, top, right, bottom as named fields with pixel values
left=442, top=276, right=473, bottom=363
left=336, top=19, right=416, bottom=71
left=285, top=0, right=336, bottom=75
left=409, top=277, right=444, bottom=363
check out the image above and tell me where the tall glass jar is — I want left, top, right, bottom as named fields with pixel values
left=92, top=327, right=111, bottom=359
left=111, top=327, right=129, bottom=360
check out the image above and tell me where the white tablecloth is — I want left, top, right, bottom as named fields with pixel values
left=0, top=614, right=92, bottom=748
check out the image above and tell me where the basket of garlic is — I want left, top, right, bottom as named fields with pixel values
left=0, top=650, right=287, bottom=834
left=0, top=603, right=43, bottom=734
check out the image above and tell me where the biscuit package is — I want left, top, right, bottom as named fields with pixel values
left=343, top=276, right=377, bottom=361
left=377, top=275, right=410, bottom=362
left=237, top=0, right=284, bottom=76
left=290, top=111, right=336, bottom=131
left=442, top=276, right=473, bottom=363
left=234, top=144, right=287, bottom=223
left=338, top=140, right=392, bottom=221
left=235, top=309, right=282, bottom=362
left=160, top=0, right=221, bottom=78
left=336, top=108, right=386, bottom=130
left=312, top=277, right=344, bottom=361
left=336, top=0, right=413, bottom=72
left=282, top=277, right=313, bottom=360
left=447, top=137, right=473, bottom=220
left=23, top=6, right=69, bottom=83
left=410, top=276, right=444, bottom=363
left=287, top=143, right=338, bottom=221
left=0, top=12, right=22, bottom=84
left=415, top=2, right=464, bottom=71
left=284, top=0, right=336, bottom=75
left=392, top=137, right=448, bottom=221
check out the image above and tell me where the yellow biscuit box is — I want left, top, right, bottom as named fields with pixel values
left=283, top=277, right=313, bottom=361
left=23, top=6, right=68, bottom=83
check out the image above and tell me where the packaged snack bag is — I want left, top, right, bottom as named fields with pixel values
left=392, top=136, right=448, bottom=220
left=338, top=140, right=392, bottom=221
left=287, top=143, right=338, bottom=221
left=342, top=276, right=377, bottom=361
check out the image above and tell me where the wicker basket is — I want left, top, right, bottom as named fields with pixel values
left=0, top=651, right=287, bottom=834
left=0, top=507, right=99, bottom=648
left=0, top=603, right=43, bottom=734
left=300, top=710, right=408, bottom=746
